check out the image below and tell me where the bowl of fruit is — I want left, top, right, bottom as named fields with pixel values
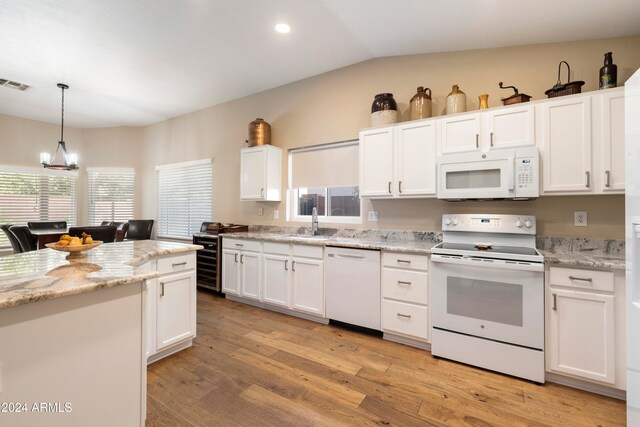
left=46, top=233, right=102, bottom=258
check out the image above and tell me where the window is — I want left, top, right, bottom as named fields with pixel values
left=87, top=168, right=135, bottom=225
left=288, top=140, right=361, bottom=223
left=0, top=167, right=77, bottom=248
left=156, top=159, right=212, bottom=240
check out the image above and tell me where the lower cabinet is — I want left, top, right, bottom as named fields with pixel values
left=222, top=238, right=262, bottom=301
left=546, top=266, right=625, bottom=389
left=291, top=256, right=324, bottom=316
left=146, top=252, right=197, bottom=363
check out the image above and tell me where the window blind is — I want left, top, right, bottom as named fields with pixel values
left=88, top=168, right=135, bottom=226
left=289, top=140, right=359, bottom=188
left=156, top=159, right=212, bottom=240
left=0, top=167, right=77, bottom=248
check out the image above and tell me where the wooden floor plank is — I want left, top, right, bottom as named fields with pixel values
left=145, top=293, right=626, bottom=426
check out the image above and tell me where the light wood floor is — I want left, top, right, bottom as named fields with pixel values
left=146, top=292, right=625, bottom=426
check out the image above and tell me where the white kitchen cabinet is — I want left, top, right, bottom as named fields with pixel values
left=222, top=238, right=263, bottom=301
left=291, top=256, right=324, bottom=316
left=262, top=252, right=290, bottom=307
left=240, top=145, right=282, bottom=201
left=597, top=88, right=625, bottom=192
left=540, top=96, right=593, bottom=193
left=240, top=250, right=261, bottom=300
left=146, top=252, right=197, bottom=363
left=381, top=251, right=429, bottom=346
left=221, top=248, right=240, bottom=295
left=359, top=120, right=436, bottom=199
left=546, top=265, right=626, bottom=390
left=439, top=105, right=534, bottom=154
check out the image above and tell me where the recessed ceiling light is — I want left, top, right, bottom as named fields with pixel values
left=275, top=23, right=291, bottom=34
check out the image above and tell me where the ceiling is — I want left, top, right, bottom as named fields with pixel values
left=0, top=0, right=639, bottom=128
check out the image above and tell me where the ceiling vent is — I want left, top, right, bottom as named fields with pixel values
left=0, top=79, right=31, bottom=91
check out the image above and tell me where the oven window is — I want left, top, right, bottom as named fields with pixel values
left=445, top=169, right=501, bottom=189
left=447, top=277, right=523, bottom=326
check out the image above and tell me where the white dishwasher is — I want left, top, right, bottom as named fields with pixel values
left=325, top=246, right=381, bottom=330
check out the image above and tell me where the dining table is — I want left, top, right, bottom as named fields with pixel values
left=29, top=227, right=126, bottom=249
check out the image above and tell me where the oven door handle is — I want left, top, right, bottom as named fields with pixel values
left=430, top=254, right=544, bottom=272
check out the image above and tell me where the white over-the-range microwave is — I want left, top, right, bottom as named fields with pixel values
left=436, top=147, right=539, bottom=200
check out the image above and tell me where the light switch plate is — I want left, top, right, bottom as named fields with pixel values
left=368, top=211, right=379, bottom=222
left=273, top=210, right=279, bottom=219
left=574, top=211, right=587, bottom=226
left=258, top=208, right=264, bottom=216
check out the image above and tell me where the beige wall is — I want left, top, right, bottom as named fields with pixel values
left=139, top=36, right=640, bottom=239
left=0, top=114, right=143, bottom=225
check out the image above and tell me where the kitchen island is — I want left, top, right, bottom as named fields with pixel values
left=0, top=240, right=201, bottom=427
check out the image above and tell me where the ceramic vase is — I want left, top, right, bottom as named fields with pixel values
left=409, top=86, right=432, bottom=120
left=478, top=94, right=489, bottom=110
left=371, top=93, right=398, bottom=127
left=446, top=85, right=466, bottom=114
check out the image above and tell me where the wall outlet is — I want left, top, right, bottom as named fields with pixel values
left=574, top=211, right=588, bottom=226
left=368, top=211, right=379, bottom=222
left=258, top=208, right=264, bottom=216
left=273, top=210, right=279, bottom=219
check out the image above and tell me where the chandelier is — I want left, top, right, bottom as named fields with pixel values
left=40, top=83, right=78, bottom=171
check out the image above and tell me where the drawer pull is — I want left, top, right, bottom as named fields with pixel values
left=490, top=132, right=494, bottom=147
left=284, top=259, right=288, bottom=271
left=397, top=280, right=412, bottom=286
left=397, top=313, right=412, bottom=319
left=475, top=134, right=479, bottom=148
left=397, top=259, right=411, bottom=264
left=568, top=275, right=592, bottom=282
left=552, top=293, right=557, bottom=311
left=585, top=171, right=591, bottom=188
left=172, top=262, right=187, bottom=267
left=605, top=170, right=611, bottom=188
left=388, top=181, right=392, bottom=194
left=160, top=282, right=165, bottom=297
left=261, top=188, right=264, bottom=198
left=234, top=253, right=238, bottom=263
left=398, top=181, right=402, bottom=193
left=235, top=243, right=244, bottom=247
left=240, top=254, right=244, bottom=264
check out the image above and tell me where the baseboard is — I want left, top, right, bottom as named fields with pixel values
left=225, top=294, right=329, bottom=324
left=383, top=332, right=431, bottom=350
left=147, top=339, right=193, bottom=364
left=545, top=372, right=626, bottom=400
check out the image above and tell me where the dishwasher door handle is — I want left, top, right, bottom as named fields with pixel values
left=331, top=253, right=367, bottom=260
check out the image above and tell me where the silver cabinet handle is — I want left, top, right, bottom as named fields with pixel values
left=490, top=132, right=494, bottom=147
left=292, top=260, right=296, bottom=271
left=261, top=188, right=264, bottom=197
left=388, top=181, right=392, bottom=194
left=397, top=280, right=412, bottom=285
left=235, top=243, right=244, bottom=247
left=234, top=253, right=238, bottom=263
left=284, top=259, right=288, bottom=271
left=585, top=171, right=591, bottom=188
left=475, top=134, right=479, bottom=148
left=605, top=170, right=611, bottom=188
left=552, top=293, right=557, bottom=311
left=240, top=254, right=244, bottom=264
left=568, top=275, right=593, bottom=282
left=172, top=262, right=187, bottom=267
left=397, top=259, right=411, bottom=264
left=160, top=282, right=165, bottom=297
left=397, top=313, right=412, bottom=319
left=398, top=181, right=402, bottom=193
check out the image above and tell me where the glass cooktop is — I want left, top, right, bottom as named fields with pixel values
left=433, top=242, right=539, bottom=256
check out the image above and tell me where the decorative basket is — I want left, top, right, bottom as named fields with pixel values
left=544, top=61, right=585, bottom=98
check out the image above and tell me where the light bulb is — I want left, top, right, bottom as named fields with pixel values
left=40, top=152, right=51, bottom=164
left=67, top=153, right=78, bottom=165
left=275, top=23, right=291, bottom=34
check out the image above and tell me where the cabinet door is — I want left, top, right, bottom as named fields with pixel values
left=263, top=253, right=290, bottom=307
left=291, top=258, right=324, bottom=316
left=156, top=271, right=196, bottom=351
left=548, top=289, right=615, bottom=384
left=541, top=97, right=593, bottom=193
left=240, top=148, right=266, bottom=200
left=359, top=127, right=395, bottom=197
left=439, top=114, right=481, bottom=154
left=486, top=105, right=535, bottom=149
left=222, top=249, right=240, bottom=295
left=396, top=121, right=436, bottom=197
left=599, top=90, right=625, bottom=192
left=240, top=250, right=261, bottom=300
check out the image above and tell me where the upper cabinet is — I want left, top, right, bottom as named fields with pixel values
left=439, top=105, right=535, bottom=154
left=360, top=120, right=436, bottom=199
left=240, top=145, right=282, bottom=201
left=539, top=88, right=625, bottom=195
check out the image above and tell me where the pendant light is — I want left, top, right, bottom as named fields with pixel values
left=40, top=83, right=78, bottom=170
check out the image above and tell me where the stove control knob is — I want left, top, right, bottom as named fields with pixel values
left=515, top=220, right=523, bottom=228
left=444, top=218, right=452, bottom=226
left=525, top=220, right=534, bottom=228
left=452, top=219, right=458, bottom=226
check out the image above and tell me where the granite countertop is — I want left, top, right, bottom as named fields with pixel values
left=0, top=240, right=202, bottom=309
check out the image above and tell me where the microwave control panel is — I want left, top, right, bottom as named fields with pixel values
left=515, top=156, right=539, bottom=198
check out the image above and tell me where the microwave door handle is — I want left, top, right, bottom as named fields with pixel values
left=507, top=159, right=515, bottom=190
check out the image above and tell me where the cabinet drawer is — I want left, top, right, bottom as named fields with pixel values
left=222, top=238, right=261, bottom=252
left=157, top=253, right=196, bottom=275
left=382, top=252, right=429, bottom=271
left=549, top=267, right=614, bottom=292
left=382, top=299, right=429, bottom=340
left=382, top=268, right=428, bottom=304
left=263, top=242, right=290, bottom=256
left=293, top=244, right=323, bottom=259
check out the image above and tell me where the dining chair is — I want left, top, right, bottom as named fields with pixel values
left=1, top=224, right=23, bottom=254
left=126, top=220, right=154, bottom=240
left=101, top=221, right=130, bottom=241
left=68, top=226, right=117, bottom=243
left=27, top=221, right=67, bottom=230
left=8, top=226, right=38, bottom=252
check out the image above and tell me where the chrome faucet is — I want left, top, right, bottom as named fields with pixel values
left=311, top=207, right=319, bottom=236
